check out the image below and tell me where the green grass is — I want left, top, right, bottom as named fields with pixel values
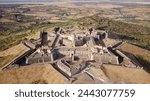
left=0, top=33, right=28, bottom=51
left=124, top=19, right=150, bottom=27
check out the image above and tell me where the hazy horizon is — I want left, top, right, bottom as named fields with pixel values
left=0, top=0, right=150, bottom=2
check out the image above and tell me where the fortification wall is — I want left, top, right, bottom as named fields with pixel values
left=93, top=53, right=119, bottom=65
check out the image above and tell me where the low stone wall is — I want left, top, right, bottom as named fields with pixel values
left=57, top=60, right=71, bottom=77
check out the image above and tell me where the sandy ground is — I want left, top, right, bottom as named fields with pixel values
left=120, top=42, right=150, bottom=57
left=0, top=43, right=29, bottom=57
left=0, top=64, right=68, bottom=84
left=103, top=64, right=150, bottom=84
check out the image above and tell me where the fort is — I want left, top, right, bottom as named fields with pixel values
left=0, top=27, right=143, bottom=84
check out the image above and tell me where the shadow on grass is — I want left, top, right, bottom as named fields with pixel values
left=136, top=55, right=150, bottom=74
left=120, top=50, right=150, bottom=74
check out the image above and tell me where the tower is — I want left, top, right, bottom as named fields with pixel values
left=89, top=27, right=93, bottom=35
left=40, top=31, right=48, bottom=46
left=70, top=51, right=75, bottom=62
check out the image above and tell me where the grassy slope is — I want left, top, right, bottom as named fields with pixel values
left=0, top=55, right=13, bottom=68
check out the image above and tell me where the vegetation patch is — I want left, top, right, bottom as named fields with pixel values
left=0, top=55, right=14, bottom=68
left=32, top=80, right=48, bottom=84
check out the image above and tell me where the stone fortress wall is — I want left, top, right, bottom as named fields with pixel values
left=3, top=27, right=143, bottom=81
